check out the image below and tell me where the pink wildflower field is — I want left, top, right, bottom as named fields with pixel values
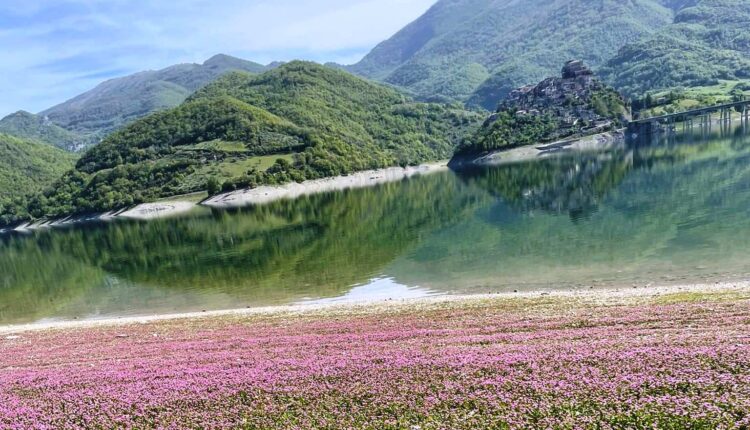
left=1, top=295, right=750, bottom=429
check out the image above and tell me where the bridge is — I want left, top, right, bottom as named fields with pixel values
left=627, top=99, right=750, bottom=136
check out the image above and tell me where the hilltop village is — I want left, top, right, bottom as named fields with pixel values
left=458, top=60, right=630, bottom=156
left=497, top=60, right=630, bottom=139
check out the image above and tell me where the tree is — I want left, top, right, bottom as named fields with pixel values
left=206, top=177, right=221, bottom=196
left=644, top=93, right=654, bottom=109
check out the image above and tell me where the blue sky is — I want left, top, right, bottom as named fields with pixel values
left=0, top=0, right=435, bottom=117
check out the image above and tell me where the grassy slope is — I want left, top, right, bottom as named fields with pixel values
left=637, top=79, right=750, bottom=118
left=11, top=62, right=480, bottom=222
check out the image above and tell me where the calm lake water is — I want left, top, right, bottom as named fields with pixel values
left=3, top=123, right=750, bottom=325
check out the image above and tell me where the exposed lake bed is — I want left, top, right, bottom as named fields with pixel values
left=2, top=284, right=749, bottom=428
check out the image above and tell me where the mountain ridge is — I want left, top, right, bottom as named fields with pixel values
left=350, top=0, right=750, bottom=110
left=39, top=54, right=269, bottom=141
left=0, top=111, right=93, bottom=151
left=0, top=54, right=272, bottom=151
left=350, top=0, right=676, bottom=109
left=4, top=62, right=480, bottom=225
left=600, top=0, right=750, bottom=96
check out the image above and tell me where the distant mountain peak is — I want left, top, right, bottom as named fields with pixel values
left=35, top=54, right=269, bottom=146
left=202, top=54, right=262, bottom=70
left=4, top=110, right=36, bottom=120
left=203, top=53, right=235, bottom=64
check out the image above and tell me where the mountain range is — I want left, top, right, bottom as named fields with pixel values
left=0, top=54, right=270, bottom=150
left=350, top=0, right=750, bottom=109
left=349, top=0, right=674, bottom=108
left=22, top=62, right=478, bottom=221
left=0, top=111, right=90, bottom=151
left=1, top=0, right=750, bottom=226
left=3, top=0, right=748, bottom=150
left=600, top=0, right=750, bottom=96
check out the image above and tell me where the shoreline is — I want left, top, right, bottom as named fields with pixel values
left=3, top=119, right=747, bottom=234
left=465, top=130, right=625, bottom=167
left=203, top=162, right=449, bottom=209
left=0, top=162, right=449, bottom=234
left=457, top=115, right=750, bottom=168
left=4, top=276, right=748, bottom=428
left=3, top=279, right=749, bottom=334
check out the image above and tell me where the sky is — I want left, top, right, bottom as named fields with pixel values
left=0, top=0, right=435, bottom=117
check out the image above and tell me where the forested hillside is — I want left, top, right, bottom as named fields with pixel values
left=351, top=0, right=750, bottom=109
left=600, top=0, right=750, bottom=96
left=5, top=62, right=480, bottom=224
left=0, top=134, right=77, bottom=225
left=350, top=0, right=675, bottom=109
left=0, top=111, right=93, bottom=151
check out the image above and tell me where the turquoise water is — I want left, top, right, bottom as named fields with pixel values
left=2, top=124, right=750, bottom=325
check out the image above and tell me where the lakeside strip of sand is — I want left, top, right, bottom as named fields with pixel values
left=203, top=162, right=449, bottom=209
left=469, top=131, right=625, bottom=166
left=3, top=279, right=749, bottom=335
left=0, top=162, right=450, bottom=233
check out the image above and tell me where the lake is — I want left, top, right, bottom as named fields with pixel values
left=3, top=123, right=750, bottom=325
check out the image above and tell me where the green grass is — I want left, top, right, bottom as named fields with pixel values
left=182, top=140, right=249, bottom=153
left=155, top=191, right=209, bottom=204
left=176, top=154, right=298, bottom=195
left=219, top=154, right=296, bottom=174
left=654, top=290, right=750, bottom=305
left=638, top=80, right=750, bottom=118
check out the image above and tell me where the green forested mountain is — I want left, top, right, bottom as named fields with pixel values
left=20, top=54, right=268, bottom=148
left=0, top=134, right=77, bottom=224
left=350, top=0, right=675, bottom=109
left=600, top=0, right=750, bottom=96
left=12, top=62, right=479, bottom=222
left=0, top=111, right=93, bottom=151
left=351, top=0, right=750, bottom=109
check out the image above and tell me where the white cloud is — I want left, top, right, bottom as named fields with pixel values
left=0, top=0, right=435, bottom=117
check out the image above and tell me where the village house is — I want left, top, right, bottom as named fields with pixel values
left=491, top=60, right=626, bottom=141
